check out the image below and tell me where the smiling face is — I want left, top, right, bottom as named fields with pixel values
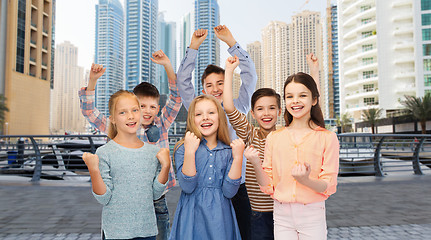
left=251, top=96, right=281, bottom=131
left=193, top=99, right=220, bottom=140
left=203, top=73, right=225, bottom=102
left=284, top=81, right=317, bottom=122
left=136, top=96, right=160, bottom=126
left=110, top=96, right=141, bottom=136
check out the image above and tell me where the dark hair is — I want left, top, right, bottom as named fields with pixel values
left=251, top=88, right=281, bottom=110
left=201, top=64, right=225, bottom=87
left=283, top=72, right=325, bottom=128
left=133, top=82, right=160, bottom=99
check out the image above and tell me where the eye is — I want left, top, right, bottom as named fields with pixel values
left=119, top=111, right=125, bottom=115
left=286, top=96, right=293, bottom=99
left=132, top=109, right=139, bottom=112
left=140, top=105, right=145, bottom=109
left=270, top=106, right=276, bottom=109
left=151, top=106, right=156, bottom=109
left=300, top=94, right=307, bottom=98
left=256, top=107, right=263, bottom=111
left=195, top=113, right=201, bottom=116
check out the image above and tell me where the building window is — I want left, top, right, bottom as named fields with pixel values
left=364, top=97, right=376, bottom=106
left=422, top=0, right=431, bottom=11
left=362, top=44, right=373, bottom=52
left=361, top=31, right=373, bottom=38
left=422, top=13, right=431, bottom=26
left=363, top=71, right=374, bottom=79
left=425, top=75, right=431, bottom=86
left=424, top=59, right=431, bottom=71
left=362, top=57, right=374, bottom=65
left=423, top=28, right=431, bottom=41
left=361, top=18, right=372, bottom=25
left=360, top=5, right=371, bottom=12
left=424, top=44, right=431, bottom=56
left=16, top=0, right=26, bottom=73
left=363, top=84, right=374, bottom=92
left=426, top=89, right=431, bottom=95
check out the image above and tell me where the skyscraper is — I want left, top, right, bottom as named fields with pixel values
left=415, top=0, right=431, bottom=96
left=50, top=41, right=86, bottom=134
left=125, top=0, right=158, bottom=91
left=1, top=0, right=55, bottom=134
left=338, top=0, right=416, bottom=120
left=157, top=12, right=176, bottom=95
left=323, top=3, right=340, bottom=119
left=94, top=0, right=124, bottom=117
left=247, top=41, right=264, bottom=90
left=193, top=0, right=220, bottom=95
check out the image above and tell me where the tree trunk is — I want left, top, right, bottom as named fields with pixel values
left=420, top=120, right=427, bottom=134
left=371, top=124, right=375, bottom=134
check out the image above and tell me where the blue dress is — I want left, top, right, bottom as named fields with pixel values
left=169, top=139, right=242, bottom=240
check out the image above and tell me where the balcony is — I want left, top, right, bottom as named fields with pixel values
left=394, top=72, right=415, bottom=79
left=343, top=7, right=376, bottom=28
left=344, top=48, right=377, bottom=64
left=344, top=62, right=378, bottom=76
left=393, top=41, right=414, bottom=50
left=345, top=88, right=378, bottom=100
left=396, top=84, right=416, bottom=93
left=393, top=26, right=413, bottom=36
left=345, top=75, right=378, bottom=88
left=344, top=35, right=377, bottom=52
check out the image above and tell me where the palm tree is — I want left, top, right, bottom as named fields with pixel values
left=0, top=94, right=8, bottom=134
left=336, top=113, right=352, bottom=133
left=400, top=93, right=431, bottom=134
left=362, top=108, right=383, bottom=134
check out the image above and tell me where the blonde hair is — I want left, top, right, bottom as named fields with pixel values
left=107, top=90, right=139, bottom=139
left=174, top=95, right=231, bottom=153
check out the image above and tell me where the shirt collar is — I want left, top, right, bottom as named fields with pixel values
left=200, top=138, right=231, bottom=151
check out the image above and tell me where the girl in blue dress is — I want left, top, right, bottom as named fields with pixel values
left=169, top=94, right=245, bottom=240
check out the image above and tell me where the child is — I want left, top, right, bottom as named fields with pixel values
left=82, top=90, right=170, bottom=240
left=79, top=50, right=181, bottom=240
left=177, top=25, right=257, bottom=240
left=250, top=72, right=339, bottom=239
left=223, top=55, right=320, bottom=240
left=169, top=95, right=245, bottom=240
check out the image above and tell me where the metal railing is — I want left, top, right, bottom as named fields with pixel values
left=1, top=134, right=430, bottom=182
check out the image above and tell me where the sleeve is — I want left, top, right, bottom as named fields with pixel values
left=92, top=149, right=113, bottom=205
left=319, top=132, right=340, bottom=196
left=226, top=108, right=255, bottom=143
left=222, top=150, right=241, bottom=199
left=229, top=43, right=258, bottom=114
left=174, top=144, right=198, bottom=194
left=260, top=132, right=275, bottom=195
left=153, top=159, right=168, bottom=200
left=159, top=73, right=182, bottom=133
left=176, top=47, right=198, bottom=110
left=78, top=87, right=108, bottom=134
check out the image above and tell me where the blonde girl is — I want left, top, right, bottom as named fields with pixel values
left=169, top=95, right=245, bottom=240
left=82, top=90, right=170, bottom=240
left=248, top=73, right=339, bottom=240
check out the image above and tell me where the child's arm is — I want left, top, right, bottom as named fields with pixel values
left=78, top=64, right=108, bottom=134
left=150, top=50, right=182, bottom=132
left=306, top=53, right=320, bottom=93
left=223, top=55, right=240, bottom=114
left=82, top=151, right=113, bottom=205
left=177, top=29, right=208, bottom=110
left=152, top=148, right=170, bottom=200
left=244, top=146, right=271, bottom=187
left=292, top=132, right=340, bottom=194
left=174, top=132, right=200, bottom=194
left=222, top=139, right=244, bottom=198
left=215, top=25, right=257, bottom=114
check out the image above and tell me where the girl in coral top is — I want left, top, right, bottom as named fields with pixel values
left=247, top=72, right=339, bottom=240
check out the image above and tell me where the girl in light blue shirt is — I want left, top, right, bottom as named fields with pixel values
left=169, top=94, right=245, bottom=240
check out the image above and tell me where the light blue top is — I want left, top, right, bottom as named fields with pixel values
left=176, top=43, right=257, bottom=183
left=93, top=140, right=167, bottom=239
left=169, top=140, right=241, bottom=240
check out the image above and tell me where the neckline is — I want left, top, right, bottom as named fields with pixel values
left=110, top=139, right=146, bottom=150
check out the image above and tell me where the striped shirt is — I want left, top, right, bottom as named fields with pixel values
left=78, top=77, right=182, bottom=190
left=226, top=108, right=273, bottom=212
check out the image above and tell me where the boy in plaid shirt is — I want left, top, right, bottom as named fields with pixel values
left=79, top=50, right=181, bottom=240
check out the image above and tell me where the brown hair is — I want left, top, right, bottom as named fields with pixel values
left=108, top=90, right=140, bottom=139
left=283, top=72, right=325, bottom=128
left=133, top=82, right=160, bottom=100
left=174, top=95, right=231, bottom=153
left=201, top=64, right=225, bottom=88
left=251, top=88, right=281, bottom=110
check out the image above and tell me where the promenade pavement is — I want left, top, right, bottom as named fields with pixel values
left=0, top=174, right=430, bottom=239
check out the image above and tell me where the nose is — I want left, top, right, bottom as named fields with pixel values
left=127, top=111, right=134, bottom=119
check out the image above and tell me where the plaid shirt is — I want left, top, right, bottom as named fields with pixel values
left=78, top=77, right=182, bottom=190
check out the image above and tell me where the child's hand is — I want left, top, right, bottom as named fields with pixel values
left=225, top=55, right=239, bottom=72
left=244, top=146, right=260, bottom=166
left=291, top=162, right=311, bottom=183
left=88, top=64, right=106, bottom=91
left=156, top=148, right=171, bottom=169
left=82, top=152, right=100, bottom=172
left=230, top=139, right=245, bottom=161
left=214, top=25, right=236, bottom=48
left=151, top=50, right=171, bottom=67
left=306, top=53, right=319, bottom=74
left=190, top=29, right=208, bottom=50
left=184, top=131, right=200, bottom=154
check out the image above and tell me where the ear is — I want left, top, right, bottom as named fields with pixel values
left=251, top=110, right=257, bottom=120
left=156, top=104, right=160, bottom=113
left=109, top=115, right=115, bottom=125
left=312, top=97, right=318, bottom=107
left=278, top=108, right=282, bottom=116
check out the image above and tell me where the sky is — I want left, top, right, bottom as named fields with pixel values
left=55, top=0, right=328, bottom=71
